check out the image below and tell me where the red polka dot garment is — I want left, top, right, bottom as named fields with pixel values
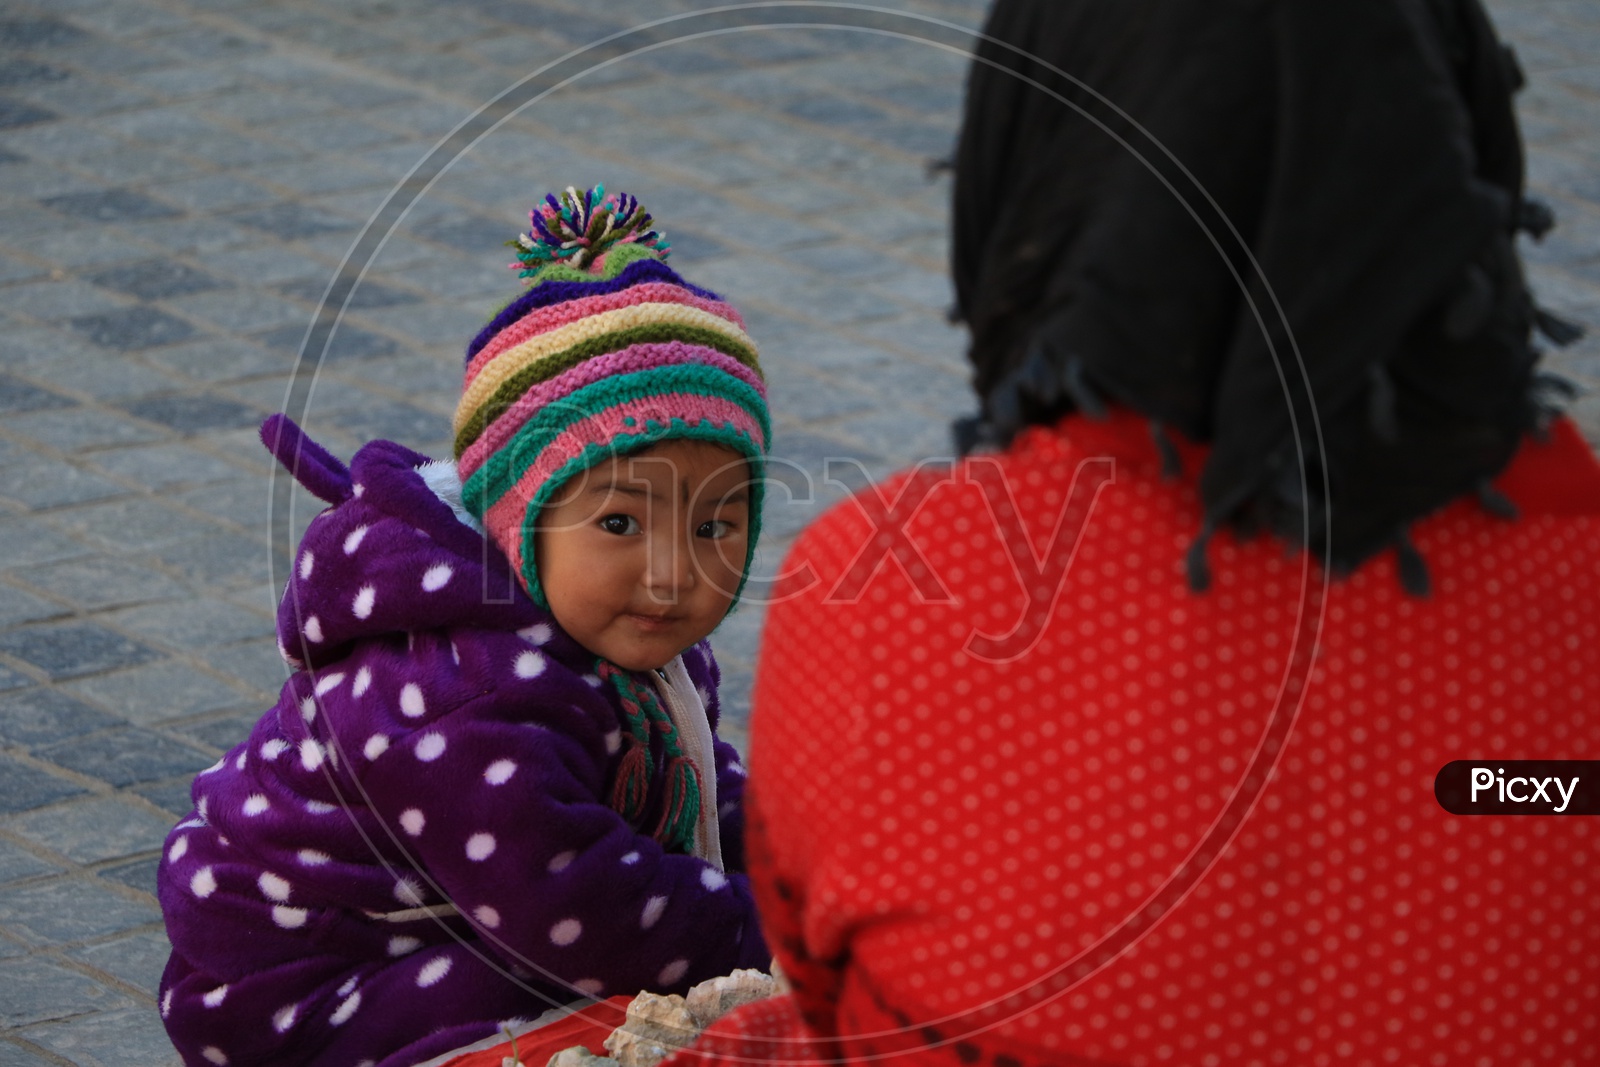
left=672, top=410, right=1600, bottom=1067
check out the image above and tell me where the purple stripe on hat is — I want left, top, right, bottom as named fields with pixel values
left=465, top=258, right=726, bottom=365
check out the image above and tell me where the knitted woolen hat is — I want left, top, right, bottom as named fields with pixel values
left=455, top=186, right=770, bottom=608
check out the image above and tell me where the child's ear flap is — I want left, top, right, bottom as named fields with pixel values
left=260, top=414, right=353, bottom=505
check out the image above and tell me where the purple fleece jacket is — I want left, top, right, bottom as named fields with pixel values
left=157, top=427, right=767, bottom=1067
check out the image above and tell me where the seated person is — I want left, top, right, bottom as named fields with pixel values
left=157, top=187, right=772, bottom=1067
left=670, top=1, right=1600, bottom=1063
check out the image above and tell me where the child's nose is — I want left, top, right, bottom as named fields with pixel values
left=643, top=530, right=695, bottom=602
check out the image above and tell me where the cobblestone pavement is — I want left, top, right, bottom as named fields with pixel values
left=0, top=1, right=1595, bottom=1063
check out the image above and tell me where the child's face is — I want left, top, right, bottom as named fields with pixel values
left=536, top=440, right=751, bottom=672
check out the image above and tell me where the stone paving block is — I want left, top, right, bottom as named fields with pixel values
left=69, top=306, right=196, bottom=351
left=783, top=238, right=910, bottom=280
left=13, top=79, right=159, bottom=121
left=131, top=778, right=195, bottom=818
left=0, top=956, right=132, bottom=1029
left=94, top=854, right=160, bottom=900
left=6, top=797, right=172, bottom=865
left=0, top=688, right=121, bottom=749
left=194, top=428, right=276, bottom=477
left=173, top=709, right=263, bottom=753
left=367, top=251, right=507, bottom=303
left=0, top=839, right=61, bottom=886
left=791, top=275, right=909, bottom=325
left=48, top=30, right=187, bottom=73
left=0, top=875, right=163, bottom=949
left=764, top=362, right=876, bottom=423
left=0, top=454, right=127, bottom=510
left=114, top=215, right=257, bottom=256
left=0, top=201, right=67, bottom=237
left=116, top=396, right=264, bottom=438
left=345, top=300, right=475, bottom=352
left=186, top=129, right=307, bottom=170
left=151, top=530, right=271, bottom=588
left=0, top=373, right=75, bottom=414
left=65, top=658, right=254, bottom=728
left=68, top=926, right=169, bottom=995
left=831, top=407, right=957, bottom=464
left=87, top=442, right=244, bottom=491
left=876, top=78, right=964, bottom=117
left=97, top=105, right=234, bottom=148
left=685, top=254, right=819, bottom=309
left=365, top=98, right=473, bottom=140
left=169, top=477, right=272, bottom=531
left=64, top=145, right=198, bottom=185
left=0, top=98, right=60, bottom=129
left=0, top=662, right=31, bottom=691
left=851, top=310, right=968, bottom=366
left=87, top=259, right=228, bottom=302
left=36, top=727, right=214, bottom=789
left=865, top=265, right=954, bottom=313
left=0, top=159, right=103, bottom=199
left=216, top=374, right=295, bottom=418
left=330, top=398, right=452, bottom=448
left=0, top=1037, right=57, bottom=1067
left=14, top=352, right=187, bottom=407
left=0, top=57, right=72, bottom=90
left=257, top=320, right=399, bottom=363
left=5, top=408, right=167, bottom=452
left=247, top=154, right=393, bottom=199
left=157, top=24, right=271, bottom=62
left=0, top=123, right=126, bottom=162
left=129, top=62, right=251, bottom=100
left=264, top=113, right=406, bottom=155
left=22, top=1005, right=181, bottom=1067
left=9, top=225, right=166, bottom=271
left=12, top=556, right=172, bottom=611
left=230, top=200, right=359, bottom=241
left=163, top=286, right=306, bottom=335
left=878, top=363, right=973, bottom=421
left=0, top=584, right=68, bottom=629
left=278, top=277, right=414, bottom=310
left=0, top=623, right=158, bottom=681
left=96, top=596, right=275, bottom=653
left=39, top=187, right=180, bottom=223
left=6, top=277, right=131, bottom=320
left=764, top=330, right=898, bottom=374
left=43, top=496, right=220, bottom=555
left=67, top=2, right=191, bottom=39
left=202, top=243, right=332, bottom=289
left=195, top=637, right=290, bottom=698
left=0, top=754, right=87, bottom=814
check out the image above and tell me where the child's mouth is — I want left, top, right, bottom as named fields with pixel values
left=626, top=613, right=681, bottom=631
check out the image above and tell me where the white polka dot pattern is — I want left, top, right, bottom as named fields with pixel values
left=738, top=416, right=1600, bottom=1064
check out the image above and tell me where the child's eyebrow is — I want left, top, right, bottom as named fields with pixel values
left=588, top=481, right=658, bottom=500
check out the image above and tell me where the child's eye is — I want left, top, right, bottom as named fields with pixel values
left=697, top=519, right=736, bottom=540
left=599, top=514, right=642, bottom=535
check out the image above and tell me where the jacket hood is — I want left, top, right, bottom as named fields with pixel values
left=264, top=416, right=592, bottom=671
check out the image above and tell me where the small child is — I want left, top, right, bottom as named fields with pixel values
left=157, top=187, right=773, bottom=1067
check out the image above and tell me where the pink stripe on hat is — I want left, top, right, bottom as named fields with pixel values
left=458, top=343, right=768, bottom=483
left=483, top=393, right=767, bottom=574
left=464, top=283, right=744, bottom=387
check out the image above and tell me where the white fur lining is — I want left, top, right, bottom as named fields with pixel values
left=415, top=459, right=483, bottom=534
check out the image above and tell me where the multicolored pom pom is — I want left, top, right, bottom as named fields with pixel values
left=509, top=185, right=670, bottom=277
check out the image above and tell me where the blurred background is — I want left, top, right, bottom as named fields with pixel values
left=0, top=0, right=1594, bottom=1062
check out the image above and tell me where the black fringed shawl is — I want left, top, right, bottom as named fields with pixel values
left=952, top=0, right=1575, bottom=591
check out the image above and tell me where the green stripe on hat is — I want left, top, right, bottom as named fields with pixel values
left=455, top=322, right=761, bottom=457
left=462, top=363, right=772, bottom=515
